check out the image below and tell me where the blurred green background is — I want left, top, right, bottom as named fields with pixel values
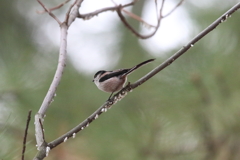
left=0, top=0, right=240, bottom=160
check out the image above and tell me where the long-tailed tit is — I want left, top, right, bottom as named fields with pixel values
left=93, top=59, right=155, bottom=100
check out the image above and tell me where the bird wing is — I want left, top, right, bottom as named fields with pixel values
left=99, top=69, right=129, bottom=82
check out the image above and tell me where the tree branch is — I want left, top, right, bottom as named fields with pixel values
left=67, top=0, right=84, bottom=26
left=162, top=0, right=184, bottom=18
left=22, top=110, right=32, bottom=160
left=34, top=23, right=68, bottom=154
left=111, top=0, right=156, bottom=29
left=116, top=0, right=164, bottom=39
left=77, top=1, right=135, bottom=20
left=36, top=0, right=62, bottom=25
left=34, top=0, right=85, bottom=158
left=37, top=0, right=70, bottom=14
left=121, top=9, right=156, bottom=29
left=38, top=24, right=68, bottom=117
left=48, top=82, right=131, bottom=148
left=45, top=2, right=240, bottom=149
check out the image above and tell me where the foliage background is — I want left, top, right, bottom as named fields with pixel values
left=0, top=0, right=240, bottom=160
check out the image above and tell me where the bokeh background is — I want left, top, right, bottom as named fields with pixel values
left=1, top=0, right=240, bottom=160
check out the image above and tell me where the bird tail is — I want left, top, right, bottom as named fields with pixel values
left=121, top=59, right=155, bottom=77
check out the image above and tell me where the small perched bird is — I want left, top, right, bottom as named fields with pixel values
left=93, top=59, right=155, bottom=100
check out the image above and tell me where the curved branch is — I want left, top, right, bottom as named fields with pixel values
left=116, top=0, right=165, bottom=39
left=34, top=24, right=68, bottom=155
left=38, top=24, right=68, bottom=117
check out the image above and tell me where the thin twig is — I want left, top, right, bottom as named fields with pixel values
left=37, top=0, right=62, bottom=25
left=78, top=1, right=135, bottom=20
left=116, top=0, right=164, bottom=39
left=39, top=119, right=45, bottom=141
left=47, top=2, right=240, bottom=149
left=22, top=110, right=32, bottom=160
left=122, top=9, right=156, bottom=29
left=162, top=0, right=184, bottom=18
left=111, top=0, right=156, bottom=29
left=37, top=0, right=71, bottom=14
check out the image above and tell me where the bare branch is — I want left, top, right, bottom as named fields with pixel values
left=34, top=0, right=85, bottom=157
left=37, top=0, right=71, bottom=14
left=35, top=24, right=68, bottom=156
left=36, top=0, right=62, bottom=25
left=162, top=0, right=184, bottom=18
left=46, top=2, right=240, bottom=149
left=122, top=9, right=157, bottom=29
left=48, top=82, right=130, bottom=149
left=22, top=110, right=32, bottom=160
left=36, top=0, right=86, bottom=117
left=77, top=1, right=135, bottom=20
left=111, top=0, right=156, bottom=28
left=38, top=24, right=68, bottom=117
left=65, top=0, right=78, bottom=25
left=67, top=0, right=84, bottom=26
left=116, top=0, right=164, bottom=39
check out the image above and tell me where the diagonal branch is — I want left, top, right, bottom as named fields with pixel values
left=48, top=82, right=131, bottom=149
left=48, top=98, right=115, bottom=148
left=111, top=0, right=156, bottom=29
left=77, top=1, right=135, bottom=20
left=34, top=24, right=68, bottom=155
left=36, top=0, right=62, bottom=25
left=162, top=0, right=184, bottom=18
left=121, top=9, right=157, bottom=29
left=47, top=2, right=240, bottom=149
left=37, top=0, right=71, bottom=14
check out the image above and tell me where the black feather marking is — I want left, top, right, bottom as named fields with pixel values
left=99, top=69, right=129, bottom=82
left=94, top=70, right=106, bottom=78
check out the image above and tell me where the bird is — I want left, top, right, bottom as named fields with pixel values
left=92, top=59, right=155, bottom=100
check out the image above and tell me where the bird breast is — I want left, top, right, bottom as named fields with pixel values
left=96, top=77, right=127, bottom=93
